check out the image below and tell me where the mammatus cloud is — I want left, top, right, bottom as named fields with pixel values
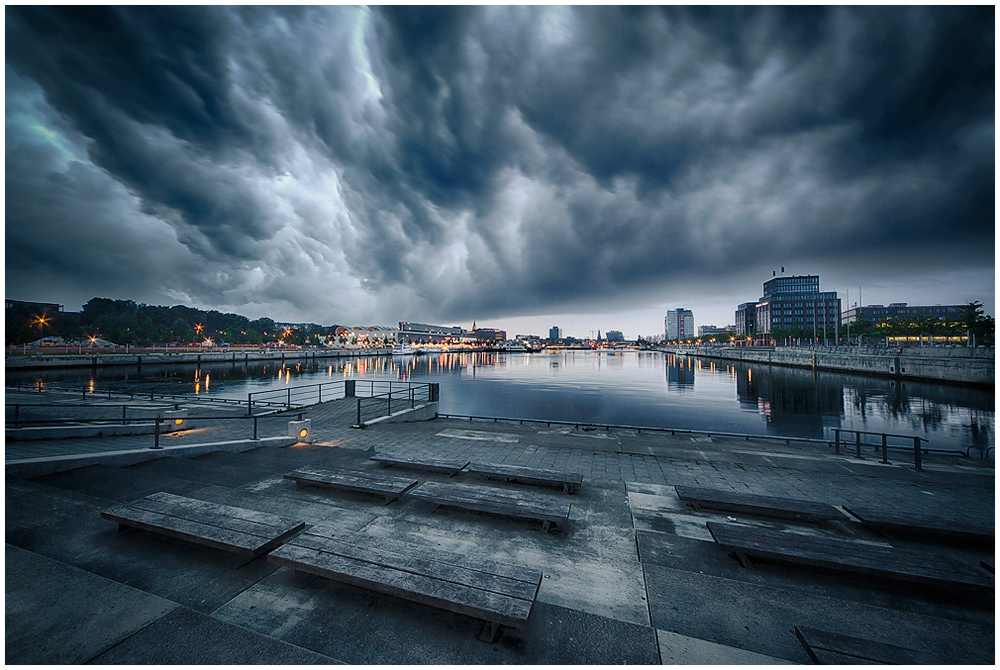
left=5, top=6, right=994, bottom=327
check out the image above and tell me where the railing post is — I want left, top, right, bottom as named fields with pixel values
left=14, top=405, right=20, bottom=428
left=152, top=418, right=162, bottom=449
left=287, top=387, right=291, bottom=409
left=913, top=437, right=922, bottom=471
left=881, top=434, right=888, bottom=464
left=123, top=405, right=127, bottom=425
left=253, top=416, right=258, bottom=440
left=855, top=432, right=862, bottom=459
left=247, top=392, right=253, bottom=415
left=357, top=397, right=362, bottom=426
left=834, top=429, right=840, bottom=455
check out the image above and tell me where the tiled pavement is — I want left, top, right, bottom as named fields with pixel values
left=5, top=392, right=995, bottom=664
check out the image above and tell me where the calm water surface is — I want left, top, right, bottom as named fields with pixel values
left=12, top=351, right=994, bottom=453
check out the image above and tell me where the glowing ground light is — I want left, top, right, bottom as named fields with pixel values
left=299, top=428, right=308, bottom=439
left=174, top=419, right=184, bottom=425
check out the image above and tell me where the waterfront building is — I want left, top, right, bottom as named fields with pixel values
left=606, top=330, right=624, bottom=342
left=698, top=325, right=733, bottom=338
left=841, top=303, right=965, bottom=325
left=398, top=322, right=465, bottom=344
left=471, top=327, right=506, bottom=342
left=549, top=326, right=563, bottom=342
left=734, top=303, right=757, bottom=335
left=665, top=308, right=694, bottom=340
left=747, top=274, right=841, bottom=335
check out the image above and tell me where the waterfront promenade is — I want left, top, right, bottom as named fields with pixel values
left=6, top=390, right=995, bottom=664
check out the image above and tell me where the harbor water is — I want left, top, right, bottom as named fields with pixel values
left=9, top=350, right=993, bottom=454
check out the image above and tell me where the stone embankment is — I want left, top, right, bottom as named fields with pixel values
left=5, top=347, right=379, bottom=371
left=657, top=345, right=994, bottom=386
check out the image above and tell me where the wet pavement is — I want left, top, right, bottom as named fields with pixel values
left=5, top=389, right=995, bottom=664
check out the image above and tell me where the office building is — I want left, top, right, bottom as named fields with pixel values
left=698, top=325, right=733, bottom=338
left=606, top=330, right=624, bottom=342
left=665, top=308, right=694, bottom=340
left=745, top=274, right=841, bottom=335
left=734, top=303, right=757, bottom=335
left=841, top=303, right=965, bottom=325
left=548, top=326, right=563, bottom=341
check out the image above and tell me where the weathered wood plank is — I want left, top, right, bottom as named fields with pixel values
left=145, top=491, right=297, bottom=528
left=407, top=481, right=571, bottom=525
left=268, top=543, right=535, bottom=629
left=843, top=504, right=994, bottom=545
left=304, top=526, right=542, bottom=585
left=467, top=462, right=582, bottom=492
left=284, top=466, right=418, bottom=500
left=371, top=454, right=470, bottom=476
left=794, top=625, right=964, bottom=665
left=102, top=506, right=261, bottom=556
left=291, top=532, right=539, bottom=601
left=675, top=486, right=844, bottom=522
left=128, top=496, right=300, bottom=540
left=707, top=521, right=994, bottom=591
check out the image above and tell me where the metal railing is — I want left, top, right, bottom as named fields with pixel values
left=7, top=402, right=180, bottom=428
left=436, top=413, right=940, bottom=471
left=7, top=379, right=250, bottom=407
left=833, top=429, right=929, bottom=470
left=247, top=379, right=438, bottom=422
left=6, top=411, right=293, bottom=450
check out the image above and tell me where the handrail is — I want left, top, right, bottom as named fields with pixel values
left=7, top=379, right=250, bottom=406
left=436, top=413, right=942, bottom=471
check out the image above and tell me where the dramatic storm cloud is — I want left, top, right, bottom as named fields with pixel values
left=5, top=6, right=994, bottom=334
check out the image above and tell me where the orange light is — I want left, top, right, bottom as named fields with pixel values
left=299, top=428, right=308, bottom=439
left=174, top=418, right=184, bottom=425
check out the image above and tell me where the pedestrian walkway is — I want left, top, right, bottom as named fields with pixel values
left=5, top=392, right=994, bottom=664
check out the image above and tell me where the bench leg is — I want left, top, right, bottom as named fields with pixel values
left=733, top=551, right=754, bottom=569
left=541, top=520, right=552, bottom=533
left=293, top=568, right=318, bottom=588
left=479, top=621, right=502, bottom=643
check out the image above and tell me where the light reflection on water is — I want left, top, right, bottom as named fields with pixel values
left=11, top=351, right=993, bottom=453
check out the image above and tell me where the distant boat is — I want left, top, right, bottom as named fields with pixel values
left=391, top=343, right=416, bottom=356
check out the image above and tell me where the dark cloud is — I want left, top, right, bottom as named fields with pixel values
left=5, top=6, right=993, bottom=328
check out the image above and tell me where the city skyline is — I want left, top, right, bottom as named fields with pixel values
left=6, top=7, right=994, bottom=341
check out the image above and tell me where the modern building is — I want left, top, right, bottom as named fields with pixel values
left=840, top=303, right=965, bottom=325
left=398, top=322, right=465, bottom=344
left=665, top=309, right=694, bottom=341
left=606, top=330, right=624, bottom=342
left=548, top=326, right=563, bottom=342
left=470, top=327, right=506, bottom=342
left=697, top=325, right=734, bottom=338
left=745, top=274, right=841, bottom=336
left=734, top=303, right=757, bottom=335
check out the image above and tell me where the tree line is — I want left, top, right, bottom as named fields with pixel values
left=6, top=297, right=344, bottom=347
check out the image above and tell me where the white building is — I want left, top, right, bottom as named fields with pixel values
left=665, top=308, right=694, bottom=340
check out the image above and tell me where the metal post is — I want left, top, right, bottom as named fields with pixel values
left=287, top=387, right=291, bottom=409
left=123, top=405, right=127, bottom=425
left=356, top=397, right=361, bottom=425
left=253, top=416, right=258, bottom=440
left=913, top=437, right=922, bottom=471
left=855, top=432, right=862, bottom=459
left=834, top=429, right=840, bottom=454
left=247, top=392, right=253, bottom=415
left=153, top=418, right=161, bottom=449
left=881, top=434, right=888, bottom=464
left=14, top=405, right=20, bottom=428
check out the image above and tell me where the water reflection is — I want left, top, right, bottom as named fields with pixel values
left=8, top=351, right=993, bottom=453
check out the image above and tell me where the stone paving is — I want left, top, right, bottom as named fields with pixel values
left=4, top=391, right=995, bottom=664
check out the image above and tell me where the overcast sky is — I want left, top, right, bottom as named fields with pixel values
left=6, top=6, right=994, bottom=338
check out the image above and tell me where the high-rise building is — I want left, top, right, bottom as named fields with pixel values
left=734, top=303, right=757, bottom=335
left=548, top=326, right=563, bottom=341
left=749, top=274, right=841, bottom=335
left=665, top=308, right=694, bottom=340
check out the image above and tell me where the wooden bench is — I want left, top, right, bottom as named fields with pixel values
left=370, top=454, right=469, bottom=476
left=284, top=466, right=418, bottom=505
left=843, top=504, right=994, bottom=546
left=267, top=525, right=542, bottom=641
left=467, top=462, right=582, bottom=493
left=794, top=625, right=965, bottom=665
left=101, top=492, right=304, bottom=567
left=675, top=486, right=844, bottom=523
left=407, top=481, right=572, bottom=532
left=706, top=521, right=994, bottom=593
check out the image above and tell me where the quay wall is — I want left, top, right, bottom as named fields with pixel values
left=5, top=348, right=382, bottom=371
left=656, top=345, right=994, bottom=386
